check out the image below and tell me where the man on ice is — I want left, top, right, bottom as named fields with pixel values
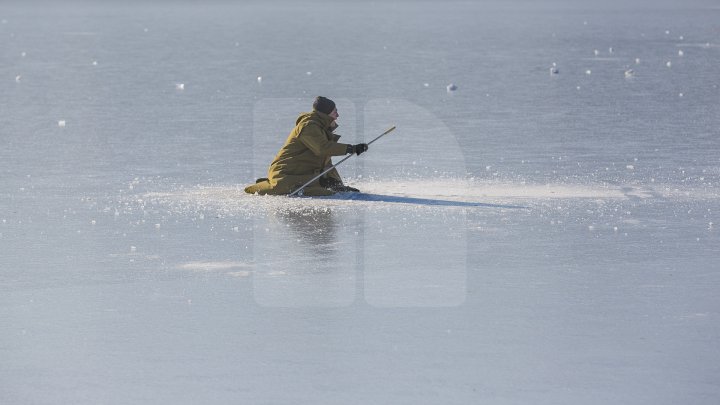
left=245, top=96, right=368, bottom=196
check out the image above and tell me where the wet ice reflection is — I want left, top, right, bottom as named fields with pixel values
left=253, top=207, right=357, bottom=307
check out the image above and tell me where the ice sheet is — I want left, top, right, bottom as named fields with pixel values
left=1, top=1, right=719, bottom=404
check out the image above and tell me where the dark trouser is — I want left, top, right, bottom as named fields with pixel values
left=319, top=176, right=359, bottom=193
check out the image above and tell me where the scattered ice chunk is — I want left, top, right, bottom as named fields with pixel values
left=678, top=93, right=684, bottom=98
left=92, top=60, right=98, bottom=66
left=635, top=58, right=641, bottom=64
left=130, top=246, right=137, bottom=252
left=21, top=51, right=26, bottom=57
left=585, top=69, right=592, bottom=75
left=608, top=47, right=614, bottom=53
left=665, top=30, right=670, bottom=35
left=624, top=69, right=634, bottom=78
left=678, top=49, right=684, bottom=56
left=155, top=223, right=161, bottom=229
left=594, top=49, right=600, bottom=56
left=679, top=35, right=684, bottom=41
left=257, top=76, right=262, bottom=84
left=175, top=83, right=184, bottom=90
left=626, top=165, right=634, bottom=170
left=58, top=120, right=66, bottom=127
left=15, top=75, right=21, bottom=82
left=91, top=220, right=96, bottom=225
left=306, top=71, right=312, bottom=75
left=446, top=83, right=458, bottom=92
left=423, top=83, right=429, bottom=87
left=666, top=61, right=672, bottom=68
left=143, top=28, right=149, bottom=33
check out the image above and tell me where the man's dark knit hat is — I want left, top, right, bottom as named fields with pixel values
left=313, top=96, right=336, bottom=115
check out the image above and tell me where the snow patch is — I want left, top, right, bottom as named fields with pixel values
left=179, top=261, right=253, bottom=273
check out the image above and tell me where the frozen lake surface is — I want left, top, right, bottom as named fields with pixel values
left=1, top=1, right=719, bottom=404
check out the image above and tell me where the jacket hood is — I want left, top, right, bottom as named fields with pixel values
left=296, top=110, right=335, bottom=129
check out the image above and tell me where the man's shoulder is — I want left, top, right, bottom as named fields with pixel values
left=296, top=111, right=330, bottom=130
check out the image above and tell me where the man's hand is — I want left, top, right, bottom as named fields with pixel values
left=346, top=143, right=368, bottom=156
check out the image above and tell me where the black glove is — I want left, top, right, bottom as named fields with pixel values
left=346, top=143, right=368, bottom=156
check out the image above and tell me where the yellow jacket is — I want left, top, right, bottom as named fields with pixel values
left=245, top=110, right=350, bottom=195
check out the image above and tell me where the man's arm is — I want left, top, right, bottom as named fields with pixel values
left=298, top=123, right=349, bottom=157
